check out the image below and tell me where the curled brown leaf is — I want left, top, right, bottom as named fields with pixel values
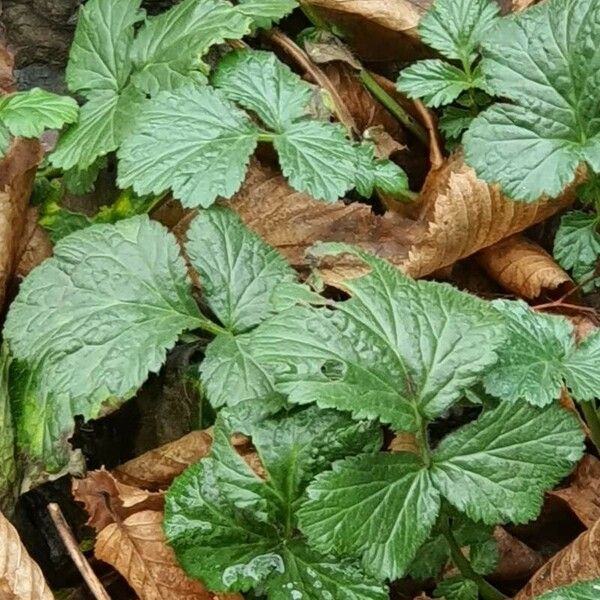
left=0, top=509, right=54, bottom=599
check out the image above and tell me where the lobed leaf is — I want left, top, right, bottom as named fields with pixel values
left=236, top=0, right=299, bottom=30
left=534, top=579, right=600, bottom=600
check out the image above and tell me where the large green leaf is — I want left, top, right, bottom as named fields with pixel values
left=117, top=86, right=259, bottom=207
left=536, top=579, right=600, bottom=600
left=130, top=0, right=251, bottom=95
left=3, top=217, right=207, bottom=473
left=298, top=453, right=440, bottom=579
left=554, top=211, right=600, bottom=287
left=484, top=300, right=600, bottom=405
left=251, top=244, right=505, bottom=430
left=186, top=207, right=296, bottom=333
left=418, top=0, right=499, bottom=63
left=463, top=0, right=600, bottom=201
left=0, top=88, right=78, bottom=139
left=431, top=402, right=584, bottom=524
left=236, top=0, right=298, bottom=30
left=0, top=346, right=17, bottom=514
left=164, top=406, right=385, bottom=598
left=66, top=0, right=142, bottom=95
left=212, top=49, right=313, bottom=131
left=51, top=87, right=144, bottom=170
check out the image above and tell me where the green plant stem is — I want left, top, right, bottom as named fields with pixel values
left=580, top=400, right=600, bottom=454
left=358, top=70, right=429, bottom=145
left=257, top=131, right=275, bottom=143
left=194, top=316, right=228, bottom=337
left=440, top=516, right=506, bottom=600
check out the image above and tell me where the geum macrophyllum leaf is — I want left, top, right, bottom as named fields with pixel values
left=130, top=0, right=251, bottom=96
left=236, top=0, right=298, bottom=30
left=249, top=243, right=505, bottom=430
left=434, top=576, right=478, bottom=600
left=2, top=216, right=209, bottom=474
left=554, top=211, right=600, bottom=289
left=164, top=403, right=387, bottom=599
left=463, top=0, right=600, bottom=201
left=535, top=579, right=600, bottom=600
left=483, top=300, right=600, bottom=406
left=185, top=207, right=296, bottom=408
left=0, top=346, right=17, bottom=514
left=0, top=88, right=78, bottom=139
left=298, top=402, right=584, bottom=580
left=354, top=143, right=409, bottom=198
left=117, top=86, right=259, bottom=208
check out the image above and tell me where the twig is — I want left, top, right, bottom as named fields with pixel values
left=266, top=29, right=359, bottom=134
left=412, top=99, right=444, bottom=169
left=47, top=503, right=111, bottom=600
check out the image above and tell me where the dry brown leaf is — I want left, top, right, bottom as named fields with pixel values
left=513, top=0, right=539, bottom=10
left=15, top=209, right=53, bottom=278
left=73, top=468, right=164, bottom=532
left=401, top=154, right=575, bottom=279
left=513, top=516, right=600, bottom=599
left=491, top=527, right=543, bottom=583
left=95, top=510, right=240, bottom=600
left=0, top=509, right=54, bottom=599
left=550, top=455, right=600, bottom=529
left=303, top=0, right=433, bottom=61
left=476, top=235, right=573, bottom=299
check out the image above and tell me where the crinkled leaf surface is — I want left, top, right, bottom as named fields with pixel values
left=536, top=579, right=600, bottom=600
left=554, top=211, right=600, bottom=287
left=396, top=60, right=479, bottom=108
left=212, top=49, right=313, bottom=131
left=130, top=0, right=251, bottom=95
left=118, top=86, right=258, bottom=207
left=298, top=453, right=440, bottom=579
left=0, top=88, right=78, bottom=138
left=434, top=576, right=478, bottom=600
left=354, top=143, right=408, bottom=198
left=186, top=207, right=296, bottom=333
left=236, top=0, right=298, bottom=30
left=439, top=106, right=475, bottom=141
left=164, top=405, right=385, bottom=598
left=431, top=402, right=584, bottom=524
left=484, top=300, right=600, bottom=404
left=418, top=0, right=499, bottom=63
left=3, top=217, right=205, bottom=472
left=62, top=156, right=107, bottom=195
left=51, top=86, right=144, bottom=170
left=0, top=124, right=11, bottom=155
left=251, top=244, right=505, bottom=430
left=0, top=346, right=16, bottom=514
left=464, top=0, right=600, bottom=201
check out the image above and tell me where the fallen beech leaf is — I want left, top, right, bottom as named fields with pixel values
left=95, top=510, right=240, bottom=600
left=513, top=516, right=600, bottom=599
left=304, top=0, right=433, bottom=61
left=513, top=0, right=539, bottom=10
left=0, top=509, right=54, bottom=599
left=15, top=209, right=53, bottom=279
left=476, top=235, right=573, bottom=299
left=73, top=468, right=164, bottom=532
left=491, top=527, right=543, bottom=583
left=550, top=455, right=600, bottom=529
left=402, top=154, right=575, bottom=278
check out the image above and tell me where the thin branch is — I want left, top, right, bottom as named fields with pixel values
left=47, top=503, right=111, bottom=600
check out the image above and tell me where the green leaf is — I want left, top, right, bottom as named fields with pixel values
left=3, top=216, right=205, bottom=474
left=66, top=0, right=142, bottom=95
left=439, top=106, right=474, bottom=141
left=434, top=576, right=478, bottom=600
left=236, top=0, right=298, bottom=30
left=51, top=86, right=144, bottom=170
left=396, top=60, right=476, bottom=108
left=164, top=407, right=385, bottom=598
left=130, top=0, right=251, bottom=95
left=554, top=211, right=600, bottom=287
left=484, top=300, right=600, bottom=405
left=212, top=49, right=313, bottom=131
left=38, top=202, right=93, bottom=243
left=62, top=156, right=107, bottom=195
left=118, top=86, right=259, bottom=208
left=274, top=120, right=358, bottom=201
left=251, top=244, right=505, bottom=429
left=0, top=346, right=17, bottom=515
left=431, top=402, right=584, bottom=524
left=0, top=123, right=11, bottom=156
left=0, top=88, right=78, bottom=138
left=463, top=0, right=600, bottom=201
left=186, top=207, right=296, bottom=333
left=299, top=453, right=440, bottom=579
left=407, top=535, right=450, bottom=579
left=354, top=143, right=408, bottom=198
left=418, top=0, right=499, bottom=63
left=535, top=579, right=600, bottom=600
